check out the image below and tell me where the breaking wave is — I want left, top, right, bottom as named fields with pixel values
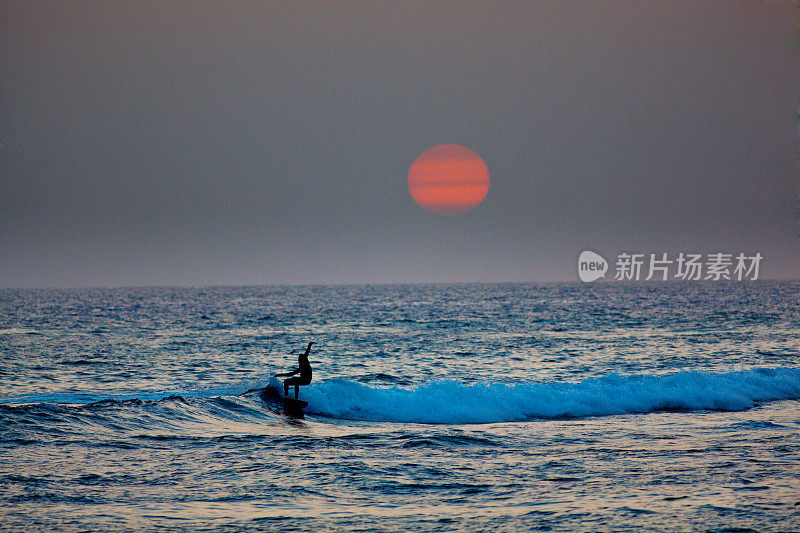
left=3, top=368, right=799, bottom=427
left=304, top=367, right=800, bottom=424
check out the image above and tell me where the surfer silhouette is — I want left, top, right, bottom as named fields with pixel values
left=274, top=342, right=313, bottom=399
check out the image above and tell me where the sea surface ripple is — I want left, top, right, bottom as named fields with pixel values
left=1, top=282, right=799, bottom=531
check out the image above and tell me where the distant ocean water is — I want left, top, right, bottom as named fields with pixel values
left=1, top=282, right=799, bottom=531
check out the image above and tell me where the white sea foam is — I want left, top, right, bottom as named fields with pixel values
left=304, top=367, right=800, bottom=424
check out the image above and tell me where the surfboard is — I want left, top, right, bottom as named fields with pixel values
left=278, top=396, right=307, bottom=418
left=281, top=397, right=308, bottom=416
left=283, top=397, right=308, bottom=409
left=260, top=385, right=307, bottom=417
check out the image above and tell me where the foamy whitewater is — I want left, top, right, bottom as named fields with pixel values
left=1, top=282, right=799, bottom=530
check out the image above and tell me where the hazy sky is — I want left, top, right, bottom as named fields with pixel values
left=1, top=2, right=797, bottom=287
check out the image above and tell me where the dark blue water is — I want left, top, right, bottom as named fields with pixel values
left=1, top=282, right=799, bottom=530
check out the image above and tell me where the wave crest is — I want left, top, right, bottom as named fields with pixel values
left=304, top=367, right=800, bottom=424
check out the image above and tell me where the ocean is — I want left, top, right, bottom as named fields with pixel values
left=1, top=282, right=799, bottom=531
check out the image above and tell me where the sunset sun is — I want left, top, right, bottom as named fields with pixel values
left=407, top=144, right=490, bottom=216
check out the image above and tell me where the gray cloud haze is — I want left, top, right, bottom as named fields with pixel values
left=1, top=2, right=797, bottom=286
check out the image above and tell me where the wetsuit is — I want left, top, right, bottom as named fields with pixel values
left=280, top=342, right=313, bottom=398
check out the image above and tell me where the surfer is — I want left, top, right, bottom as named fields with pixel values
left=274, top=342, right=313, bottom=399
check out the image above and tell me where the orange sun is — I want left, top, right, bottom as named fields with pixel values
left=407, top=144, right=490, bottom=216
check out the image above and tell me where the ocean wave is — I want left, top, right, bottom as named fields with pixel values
left=3, top=368, right=799, bottom=427
left=304, top=367, right=800, bottom=424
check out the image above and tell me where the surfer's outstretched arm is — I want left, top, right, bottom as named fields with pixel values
left=274, top=367, right=300, bottom=378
